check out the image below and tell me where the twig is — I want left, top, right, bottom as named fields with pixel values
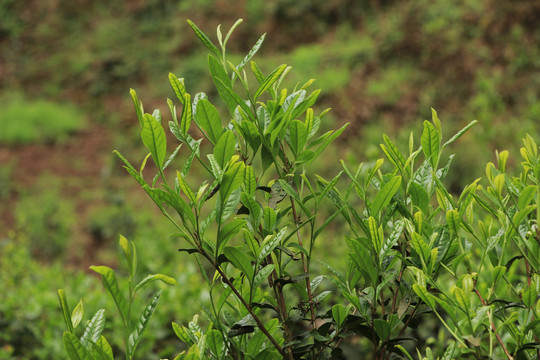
left=474, top=288, right=513, bottom=360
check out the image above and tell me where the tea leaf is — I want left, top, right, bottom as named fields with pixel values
left=332, top=304, right=347, bottom=328
left=206, top=329, right=224, bottom=359
left=288, top=120, right=308, bottom=156
left=220, top=161, right=245, bottom=202
left=91, top=336, right=114, bottom=360
left=195, top=99, right=223, bottom=145
left=223, top=246, right=254, bottom=280
left=258, top=227, right=287, bottom=265
left=134, top=274, right=177, bottom=292
left=71, top=300, right=83, bottom=329
left=453, top=287, right=470, bottom=311
left=141, top=113, right=167, bottom=168
left=208, top=56, right=237, bottom=114
left=254, top=64, right=287, bottom=100
left=421, top=120, right=440, bottom=169
left=371, top=175, right=401, bottom=217
left=172, top=322, right=195, bottom=346
left=518, top=185, right=537, bottom=210
left=80, top=309, right=106, bottom=350
left=119, top=235, right=135, bottom=278
left=130, top=88, right=144, bottom=126
left=180, top=93, right=192, bottom=135
left=89, top=266, right=128, bottom=322
left=254, top=264, right=276, bottom=288
left=58, top=289, right=74, bottom=333
left=214, top=131, right=236, bottom=169
left=128, top=291, right=162, bottom=357
left=63, top=332, right=90, bottom=360
left=187, top=20, right=221, bottom=58
left=218, top=219, right=246, bottom=252
left=235, top=33, right=266, bottom=75
left=412, top=284, right=436, bottom=308
left=168, top=74, right=186, bottom=106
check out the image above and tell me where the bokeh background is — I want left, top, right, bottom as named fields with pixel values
left=1, top=0, right=539, bottom=358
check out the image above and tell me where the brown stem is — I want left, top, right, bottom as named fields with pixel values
left=201, top=251, right=291, bottom=359
left=398, top=304, right=418, bottom=338
left=474, top=288, right=513, bottom=360
left=391, top=268, right=404, bottom=313
left=290, top=198, right=316, bottom=326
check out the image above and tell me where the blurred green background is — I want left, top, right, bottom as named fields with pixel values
left=1, top=0, right=539, bottom=358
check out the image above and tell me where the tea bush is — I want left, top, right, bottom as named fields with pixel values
left=0, top=94, right=85, bottom=144
left=60, top=20, right=540, bottom=359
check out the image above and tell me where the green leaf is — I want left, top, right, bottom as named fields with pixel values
left=114, top=150, right=146, bottom=187
left=409, top=182, right=429, bottom=214
left=63, top=332, right=90, bottom=360
left=263, top=206, right=277, bottom=230
left=80, top=309, right=106, bottom=350
left=421, top=120, right=440, bottom=169
left=254, top=64, right=288, bottom=100
left=220, top=162, right=245, bottom=202
left=218, top=219, right=246, bottom=253
left=91, top=336, right=114, bottom=360
left=518, top=185, right=537, bottom=210
left=288, top=120, right=308, bottom=157
left=411, top=232, right=430, bottom=269
left=374, top=319, right=390, bottom=341
left=446, top=209, right=460, bottom=235
left=134, top=274, right=177, bottom=292
left=442, top=120, right=478, bottom=149
left=332, top=304, right=347, bottom=328
left=195, top=99, right=223, bottom=144
left=243, top=166, right=257, bottom=195
left=412, top=284, right=436, bottom=308
left=523, top=285, right=537, bottom=308
left=380, top=134, right=407, bottom=175
left=208, top=56, right=238, bottom=114
left=186, top=19, right=221, bottom=58
left=254, top=264, right=275, bottom=288
left=169, top=74, right=186, bottom=106
left=58, top=289, right=74, bottom=333
left=206, top=329, right=224, bottom=359
left=172, top=322, right=195, bottom=346
left=177, top=171, right=196, bottom=204
left=251, top=61, right=265, bottom=84
left=368, top=216, right=382, bottom=254
left=180, top=93, right=192, bottom=135
left=130, top=88, right=144, bottom=126
left=223, top=246, right=254, bottom=280
left=258, top=227, right=287, bottom=265
left=371, top=175, right=401, bottom=217
left=141, top=113, right=167, bottom=168
left=89, top=266, right=128, bottom=323
left=453, top=287, right=470, bottom=311
left=119, top=235, right=135, bottom=278
left=128, top=291, right=162, bottom=358
left=235, top=33, right=266, bottom=74
left=71, top=299, right=83, bottom=329
left=213, top=131, right=236, bottom=169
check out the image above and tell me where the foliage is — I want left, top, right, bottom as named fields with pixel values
left=106, top=20, right=540, bottom=359
left=15, top=180, right=75, bottom=260
left=0, top=94, right=85, bottom=144
left=59, top=235, right=177, bottom=360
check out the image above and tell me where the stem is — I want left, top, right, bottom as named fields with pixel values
left=290, top=198, right=316, bottom=327
left=201, top=251, right=291, bottom=359
left=474, top=288, right=513, bottom=360
left=391, top=267, right=404, bottom=313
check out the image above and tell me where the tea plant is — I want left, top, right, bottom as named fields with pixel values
left=65, top=19, right=540, bottom=359
left=59, top=235, right=176, bottom=360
